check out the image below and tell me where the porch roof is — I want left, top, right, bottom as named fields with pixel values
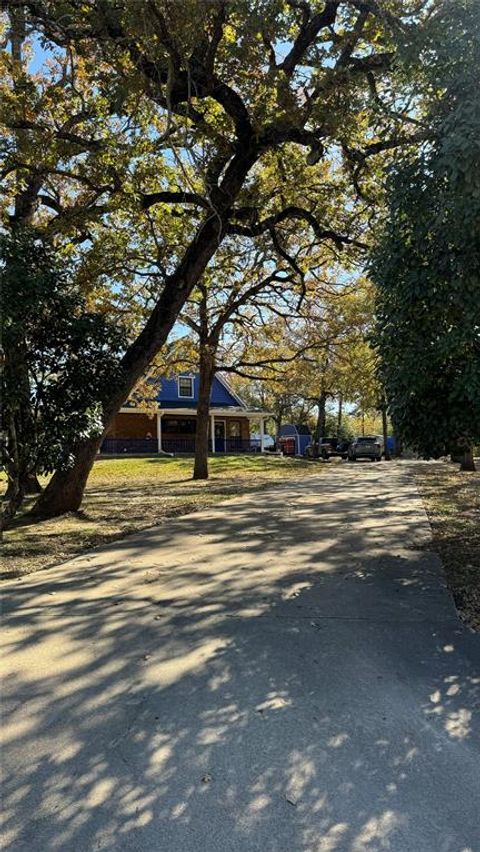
left=119, top=407, right=273, bottom=418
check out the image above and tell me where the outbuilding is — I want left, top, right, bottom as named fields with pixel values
left=278, top=424, right=312, bottom=456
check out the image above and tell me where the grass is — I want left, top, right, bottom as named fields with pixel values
left=2, top=454, right=320, bottom=579
left=415, top=461, right=480, bottom=632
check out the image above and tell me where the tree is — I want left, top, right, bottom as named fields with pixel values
left=372, top=1, right=480, bottom=471
left=0, top=3, right=148, bottom=501
left=178, top=246, right=299, bottom=479
left=1, top=229, right=124, bottom=522
left=228, top=275, right=380, bottom=446
left=8, top=0, right=429, bottom=516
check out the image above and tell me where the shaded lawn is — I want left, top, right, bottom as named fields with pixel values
left=2, top=454, right=322, bottom=578
left=415, top=461, right=480, bottom=632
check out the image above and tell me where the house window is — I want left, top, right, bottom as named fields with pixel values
left=227, top=420, right=241, bottom=438
left=178, top=376, right=194, bottom=398
left=163, top=418, right=196, bottom=434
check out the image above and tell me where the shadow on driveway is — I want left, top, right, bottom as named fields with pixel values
left=1, top=464, right=479, bottom=851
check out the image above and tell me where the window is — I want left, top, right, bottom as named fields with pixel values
left=227, top=420, right=241, bottom=438
left=163, top=418, right=196, bottom=434
left=178, top=376, right=194, bottom=398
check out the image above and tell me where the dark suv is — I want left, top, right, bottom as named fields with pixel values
left=347, top=435, right=383, bottom=461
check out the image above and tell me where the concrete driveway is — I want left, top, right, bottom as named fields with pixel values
left=1, top=463, right=479, bottom=851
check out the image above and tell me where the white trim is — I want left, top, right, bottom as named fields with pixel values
left=210, top=413, right=215, bottom=453
left=213, top=418, right=227, bottom=453
left=119, top=407, right=158, bottom=414
left=177, top=375, right=194, bottom=399
left=119, top=406, right=274, bottom=417
left=259, top=417, right=265, bottom=453
left=215, top=373, right=248, bottom=408
left=157, top=412, right=162, bottom=453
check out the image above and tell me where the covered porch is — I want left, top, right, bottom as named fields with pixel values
left=101, top=408, right=272, bottom=455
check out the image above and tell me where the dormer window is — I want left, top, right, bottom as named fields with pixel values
left=178, top=376, right=194, bottom=398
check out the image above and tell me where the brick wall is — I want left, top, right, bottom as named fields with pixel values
left=107, top=412, right=157, bottom=439
left=107, top=413, right=250, bottom=442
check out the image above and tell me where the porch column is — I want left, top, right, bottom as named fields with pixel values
left=210, top=413, right=215, bottom=453
left=157, top=413, right=163, bottom=453
left=259, top=417, right=265, bottom=452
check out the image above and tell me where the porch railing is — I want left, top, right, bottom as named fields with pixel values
left=162, top=438, right=196, bottom=454
left=225, top=438, right=262, bottom=453
left=100, top=437, right=265, bottom=455
left=100, top=437, right=158, bottom=455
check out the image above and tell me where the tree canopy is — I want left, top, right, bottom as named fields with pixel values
left=1, top=0, right=434, bottom=515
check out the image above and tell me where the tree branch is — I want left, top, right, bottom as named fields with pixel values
left=141, top=191, right=210, bottom=210
left=227, top=205, right=366, bottom=249
left=279, top=1, right=340, bottom=76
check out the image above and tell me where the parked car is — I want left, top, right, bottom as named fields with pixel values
left=304, top=437, right=350, bottom=460
left=348, top=435, right=383, bottom=461
left=251, top=432, right=275, bottom=451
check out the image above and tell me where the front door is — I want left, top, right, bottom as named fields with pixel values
left=214, top=421, right=226, bottom=453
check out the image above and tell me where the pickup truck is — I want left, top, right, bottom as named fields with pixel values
left=304, top=438, right=350, bottom=460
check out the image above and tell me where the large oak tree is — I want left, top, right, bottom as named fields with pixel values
left=5, top=0, right=427, bottom=516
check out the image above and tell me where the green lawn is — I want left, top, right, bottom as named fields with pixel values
left=415, top=462, right=480, bottom=632
left=3, top=454, right=320, bottom=578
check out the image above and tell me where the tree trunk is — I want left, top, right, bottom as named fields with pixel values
left=2, top=479, right=25, bottom=526
left=381, top=400, right=391, bottom=461
left=314, top=392, right=327, bottom=441
left=460, top=445, right=476, bottom=472
left=275, top=417, right=282, bottom=442
left=31, top=434, right=104, bottom=517
left=337, top=393, right=343, bottom=434
left=193, top=347, right=215, bottom=481
left=2, top=417, right=25, bottom=528
left=5, top=472, right=42, bottom=499
left=1, top=335, right=38, bottom=531
left=24, top=473, right=42, bottom=493
left=31, top=148, right=258, bottom=518
left=310, top=392, right=328, bottom=458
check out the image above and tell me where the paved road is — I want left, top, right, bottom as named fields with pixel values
left=1, top=463, right=479, bottom=852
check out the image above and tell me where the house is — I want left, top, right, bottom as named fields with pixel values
left=101, top=373, right=272, bottom=455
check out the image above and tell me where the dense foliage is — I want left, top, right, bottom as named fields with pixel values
left=1, top=229, right=124, bottom=517
left=372, top=3, right=480, bottom=466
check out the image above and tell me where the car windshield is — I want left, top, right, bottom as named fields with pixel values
left=357, top=437, right=377, bottom=444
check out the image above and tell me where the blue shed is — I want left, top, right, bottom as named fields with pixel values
left=279, top=424, right=312, bottom=455
left=386, top=435, right=396, bottom=455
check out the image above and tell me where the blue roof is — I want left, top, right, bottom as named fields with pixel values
left=279, top=423, right=312, bottom=436
left=156, top=373, right=246, bottom=409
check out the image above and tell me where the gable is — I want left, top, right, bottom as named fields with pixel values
left=155, top=373, right=245, bottom=408
left=211, top=375, right=245, bottom=407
